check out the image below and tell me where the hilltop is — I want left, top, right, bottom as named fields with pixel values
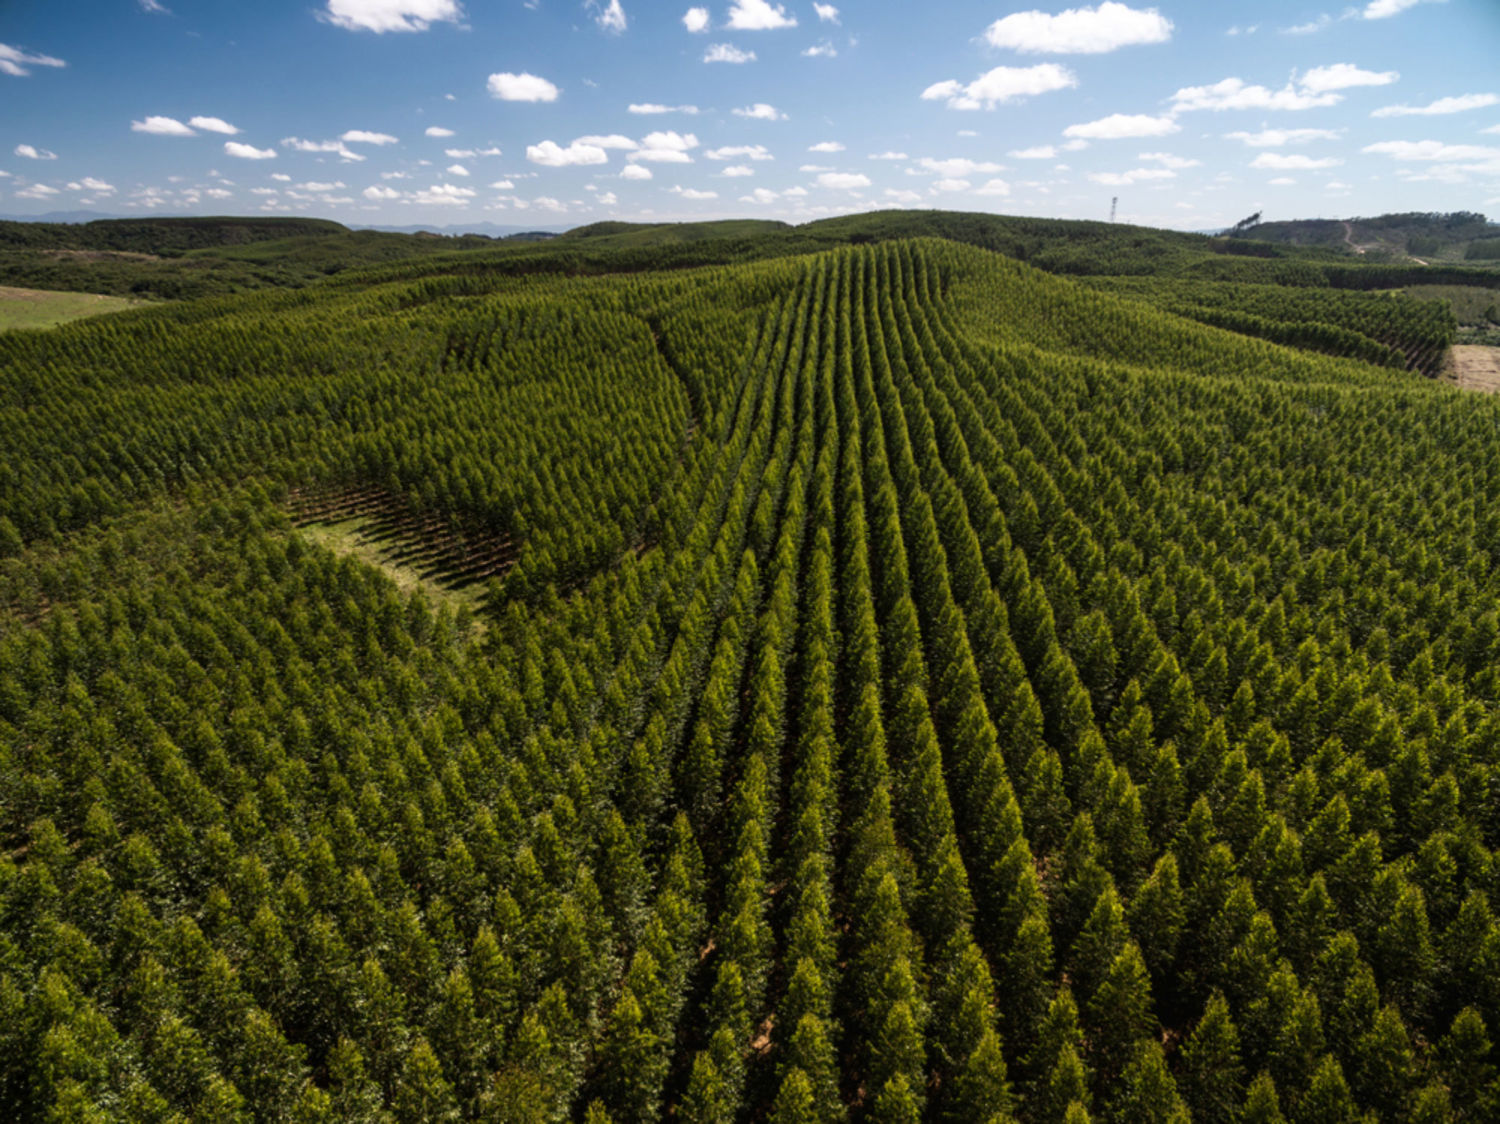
left=1238, top=210, right=1500, bottom=264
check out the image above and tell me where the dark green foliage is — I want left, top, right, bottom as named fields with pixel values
left=4, top=230, right=1500, bottom=1123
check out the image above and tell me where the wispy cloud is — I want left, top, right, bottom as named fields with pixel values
left=0, top=42, right=66, bottom=77
left=1372, top=93, right=1497, bottom=117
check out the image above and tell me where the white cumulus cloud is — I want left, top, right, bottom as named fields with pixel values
left=1169, top=77, right=1341, bottom=113
left=282, top=137, right=365, bottom=160
left=446, top=163, right=470, bottom=175
left=707, top=144, right=773, bottom=160
left=321, top=0, right=464, bottom=33
left=705, top=43, right=755, bottom=63
left=916, top=156, right=1004, bottom=176
left=1225, top=127, right=1341, bottom=146
left=974, top=178, right=1011, bottom=195
left=1063, top=113, right=1179, bottom=139
left=802, top=42, right=837, bottom=57
left=412, top=183, right=476, bottom=205
left=683, top=6, right=710, bottom=32
left=0, top=43, right=66, bottom=77
left=576, top=134, right=639, bottom=150
left=620, top=164, right=653, bottom=180
left=1251, top=152, right=1341, bottom=169
left=226, top=142, right=277, bottom=159
left=721, top=165, right=754, bottom=176
left=734, top=103, right=786, bottom=120
left=886, top=188, right=922, bottom=204
left=343, top=129, right=399, bottom=144
left=984, top=2, right=1172, bottom=54
left=1139, top=151, right=1200, bottom=168
left=1010, top=145, right=1057, bottom=159
left=869, top=150, right=908, bottom=160
left=189, top=116, right=240, bottom=135
left=1300, top=63, right=1399, bottom=94
left=527, top=140, right=610, bottom=167
left=727, top=0, right=796, bottom=30
left=1373, top=93, right=1498, bottom=117
left=814, top=3, right=839, bottom=22
left=1362, top=0, right=1432, bottom=18
left=364, top=185, right=402, bottom=200
left=669, top=185, right=718, bottom=199
left=741, top=187, right=780, bottom=204
left=817, top=171, right=870, bottom=189
left=809, top=141, right=845, bottom=152
left=630, top=131, right=700, bottom=163
left=488, top=72, right=559, bottom=101
left=922, top=63, right=1076, bottom=110
left=132, top=115, right=195, bottom=136
left=425, top=126, right=455, bottom=137
left=14, top=144, right=58, bottom=160
left=1088, top=167, right=1176, bottom=185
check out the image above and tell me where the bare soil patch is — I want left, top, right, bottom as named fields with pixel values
left=1443, top=345, right=1500, bottom=393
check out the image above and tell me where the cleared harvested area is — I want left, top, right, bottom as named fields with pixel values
left=0, top=285, right=146, bottom=330
left=1443, top=344, right=1500, bottom=392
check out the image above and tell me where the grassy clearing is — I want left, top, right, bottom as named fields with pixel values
left=1404, top=284, right=1500, bottom=326
left=0, top=285, right=147, bottom=330
left=296, top=517, right=490, bottom=624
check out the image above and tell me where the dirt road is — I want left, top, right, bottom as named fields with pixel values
left=1444, top=345, right=1500, bottom=393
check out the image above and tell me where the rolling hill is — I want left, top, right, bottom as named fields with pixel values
left=4, top=224, right=1500, bottom=1120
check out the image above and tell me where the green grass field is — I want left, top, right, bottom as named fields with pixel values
left=296, top=516, right=490, bottom=620
left=1404, top=283, right=1500, bottom=326
left=0, top=285, right=146, bottom=330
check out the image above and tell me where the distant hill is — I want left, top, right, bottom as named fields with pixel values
left=560, top=219, right=792, bottom=246
left=1239, top=211, right=1500, bottom=263
left=0, top=216, right=349, bottom=254
left=0, top=210, right=130, bottom=224
left=356, top=222, right=569, bottom=239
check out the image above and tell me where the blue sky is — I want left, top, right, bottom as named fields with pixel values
left=3, top=0, right=1498, bottom=230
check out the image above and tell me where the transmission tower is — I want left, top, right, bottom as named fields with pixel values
left=1110, top=196, right=1118, bottom=223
